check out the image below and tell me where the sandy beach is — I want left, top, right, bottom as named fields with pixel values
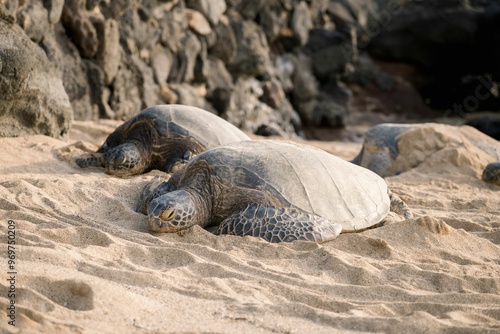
left=1, top=121, right=499, bottom=333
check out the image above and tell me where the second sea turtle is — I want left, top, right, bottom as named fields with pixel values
left=76, top=104, right=250, bottom=176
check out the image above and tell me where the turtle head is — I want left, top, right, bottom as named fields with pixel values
left=147, top=190, right=200, bottom=232
left=104, top=142, right=149, bottom=177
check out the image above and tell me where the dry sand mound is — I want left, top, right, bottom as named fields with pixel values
left=0, top=122, right=499, bottom=333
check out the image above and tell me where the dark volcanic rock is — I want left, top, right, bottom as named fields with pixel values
left=209, top=15, right=237, bottom=64
left=304, top=28, right=357, bottom=80
left=3, top=0, right=497, bottom=140
left=17, top=0, right=50, bottom=43
left=42, top=24, right=94, bottom=120
left=224, top=77, right=300, bottom=136
left=0, top=15, right=72, bottom=138
left=186, top=0, right=226, bottom=26
left=61, top=0, right=99, bottom=58
left=227, top=11, right=272, bottom=76
left=109, top=51, right=143, bottom=120
left=367, top=0, right=500, bottom=111
left=465, top=116, right=500, bottom=140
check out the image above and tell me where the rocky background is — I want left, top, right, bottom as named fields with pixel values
left=1, top=0, right=499, bottom=140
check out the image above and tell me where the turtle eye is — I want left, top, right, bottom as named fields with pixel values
left=182, top=151, right=192, bottom=161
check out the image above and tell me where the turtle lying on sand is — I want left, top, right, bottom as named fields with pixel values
left=76, top=105, right=250, bottom=177
left=352, top=123, right=500, bottom=181
left=137, top=140, right=412, bottom=243
left=351, top=123, right=411, bottom=177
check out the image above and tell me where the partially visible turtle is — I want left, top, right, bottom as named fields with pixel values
left=137, top=140, right=412, bottom=243
left=351, top=123, right=413, bottom=177
left=76, top=105, right=250, bottom=176
left=482, top=162, right=500, bottom=186
left=353, top=123, right=500, bottom=178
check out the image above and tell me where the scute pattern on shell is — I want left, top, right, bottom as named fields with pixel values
left=175, top=140, right=391, bottom=232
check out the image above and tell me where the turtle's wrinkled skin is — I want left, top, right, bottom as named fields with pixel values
left=482, top=162, right=500, bottom=186
left=138, top=140, right=412, bottom=243
left=76, top=104, right=250, bottom=177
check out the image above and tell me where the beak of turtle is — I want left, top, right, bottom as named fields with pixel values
left=148, top=208, right=176, bottom=232
left=159, top=208, right=176, bottom=221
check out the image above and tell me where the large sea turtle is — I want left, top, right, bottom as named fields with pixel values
left=137, top=140, right=412, bottom=243
left=76, top=104, right=250, bottom=176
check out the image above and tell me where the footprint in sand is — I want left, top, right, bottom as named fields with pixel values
left=23, top=277, right=94, bottom=311
left=39, top=226, right=113, bottom=247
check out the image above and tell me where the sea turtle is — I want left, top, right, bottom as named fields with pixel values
left=352, top=123, right=500, bottom=178
left=76, top=104, right=250, bottom=177
left=137, top=140, right=412, bottom=243
left=351, top=123, right=413, bottom=177
left=482, top=162, right=500, bottom=186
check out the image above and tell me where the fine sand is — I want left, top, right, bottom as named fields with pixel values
left=1, top=121, right=499, bottom=333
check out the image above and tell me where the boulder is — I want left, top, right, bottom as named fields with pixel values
left=150, top=44, right=174, bottom=86
left=41, top=24, right=94, bottom=120
left=84, top=60, right=114, bottom=119
left=93, top=17, right=120, bottom=85
left=291, top=1, right=313, bottom=46
left=157, top=1, right=188, bottom=53
left=170, top=83, right=214, bottom=112
left=209, top=15, right=237, bottom=64
left=227, top=12, right=272, bottom=76
left=61, top=0, right=99, bottom=58
left=223, top=77, right=299, bottom=135
left=0, top=15, right=72, bottom=138
left=367, top=1, right=499, bottom=110
left=303, top=28, right=357, bottom=79
left=169, top=30, right=203, bottom=83
left=46, top=0, right=65, bottom=24
left=1, top=0, right=17, bottom=18
left=312, top=81, right=352, bottom=127
left=204, top=55, right=234, bottom=97
left=258, top=0, right=289, bottom=43
left=236, top=0, right=265, bottom=20
left=16, top=0, right=50, bottom=43
left=186, top=8, right=212, bottom=36
left=109, top=51, right=143, bottom=120
left=346, top=52, right=395, bottom=91
left=185, top=0, right=227, bottom=26
left=291, top=53, right=320, bottom=120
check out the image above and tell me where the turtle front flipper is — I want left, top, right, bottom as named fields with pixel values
left=76, top=153, right=105, bottom=168
left=217, top=203, right=342, bottom=243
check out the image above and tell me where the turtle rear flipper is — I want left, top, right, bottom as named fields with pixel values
left=388, top=191, right=413, bottom=220
left=216, top=203, right=342, bottom=243
left=76, top=153, right=105, bottom=168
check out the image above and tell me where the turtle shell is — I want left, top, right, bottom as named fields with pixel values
left=179, top=140, right=390, bottom=232
left=100, top=104, right=250, bottom=152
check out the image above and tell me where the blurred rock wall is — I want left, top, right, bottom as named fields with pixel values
left=1, top=0, right=498, bottom=139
